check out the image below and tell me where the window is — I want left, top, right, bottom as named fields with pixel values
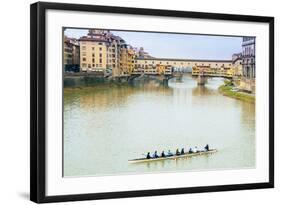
left=82, top=63, right=87, bottom=67
left=99, top=53, right=102, bottom=57
left=99, top=47, right=102, bottom=51
left=92, top=64, right=95, bottom=67
left=92, top=59, right=95, bottom=63
left=82, top=53, right=86, bottom=56
left=82, top=58, right=86, bottom=61
left=92, top=53, right=95, bottom=57
left=92, top=47, right=95, bottom=50
left=100, top=59, right=102, bottom=63
left=82, top=46, right=86, bottom=50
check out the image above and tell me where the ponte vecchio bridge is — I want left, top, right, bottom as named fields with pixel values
left=133, top=57, right=233, bottom=74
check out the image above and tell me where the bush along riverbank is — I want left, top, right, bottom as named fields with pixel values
left=218, top=80, right=255, bottom=103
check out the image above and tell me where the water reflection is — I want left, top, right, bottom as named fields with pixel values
left=64, top=74, right=255, bottom=177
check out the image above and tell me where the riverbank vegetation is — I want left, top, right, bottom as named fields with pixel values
left=218, top=80, right=255, bottom=103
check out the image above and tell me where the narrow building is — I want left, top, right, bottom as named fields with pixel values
left=242, top=37, right=255, bottom=78
left=64, top=36, right=80, bottom=72
left=240, top=37, right=256, bottom=93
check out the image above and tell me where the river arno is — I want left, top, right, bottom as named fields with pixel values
left=63, top=74, right=255, bottom=177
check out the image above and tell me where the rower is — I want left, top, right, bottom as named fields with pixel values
left=176, top=149, right=181, bottom=156
left=193, top=146, right=198, bottom=153
left=153, top=151, right=159, bottom=158
left=161, top=151, right=166, bottom=157
left=188, top=148, right=193, bottom=153
left=146, top=152, right=151, bottom=159
left=167, top=150, right=173, bottom=156
left=204, top=144, right=209, bottom=151
left=181, top=148, right=185, bottom=155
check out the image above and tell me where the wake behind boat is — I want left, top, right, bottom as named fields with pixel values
left=128, top=149, right=217, bottom=163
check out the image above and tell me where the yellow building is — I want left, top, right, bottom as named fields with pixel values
left=120, top=45, right=128, bottom=75
left=156, top=64, right=166, bottom=74
left=79, top=40, right=107, bottom=72
left=127, top=48, right=135, bottom=74
left=119, top=44, right=136, bottom=75
left=79, top=30, right=108, bottom=72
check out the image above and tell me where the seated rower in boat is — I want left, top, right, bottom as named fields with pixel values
left=181, top=148, right=185, bottom=155
left=188, top=148, right=193, bottom=153
left=161, top=151, right=166, bottom=157
left=146, top=152, right=151, bottom=159
left=153, top=150, right=159, bottom=158
left=167, top=150, right=173, bottom=157
left=176, top=149, right=181, bottom=156
left=193, top=146, right=199, bottom=153
left=204, top=144, right=209, bottom=151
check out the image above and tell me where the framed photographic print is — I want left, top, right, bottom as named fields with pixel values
left=30, top=2, right=274, bottom=203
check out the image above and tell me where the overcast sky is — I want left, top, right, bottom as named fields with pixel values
left=65, top=28, right=242, bottom=60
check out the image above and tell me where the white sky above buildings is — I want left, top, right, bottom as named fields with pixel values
left=64, top=28, right=243, bottom=60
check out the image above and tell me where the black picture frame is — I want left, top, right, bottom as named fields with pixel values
left=30, top=1, right=274, bottom=203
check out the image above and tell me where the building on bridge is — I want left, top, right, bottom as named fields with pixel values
left=134, top=58, right=232, bottom=71
left=192, top=65, right=234, bottom=78
left=133, top=57, right=232, bottom=77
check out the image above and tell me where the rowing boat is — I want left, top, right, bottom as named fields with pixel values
left=128, top=149, right=217, bottom=163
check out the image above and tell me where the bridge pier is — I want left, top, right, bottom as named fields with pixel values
left=197, top=75, right=207, bottom=85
